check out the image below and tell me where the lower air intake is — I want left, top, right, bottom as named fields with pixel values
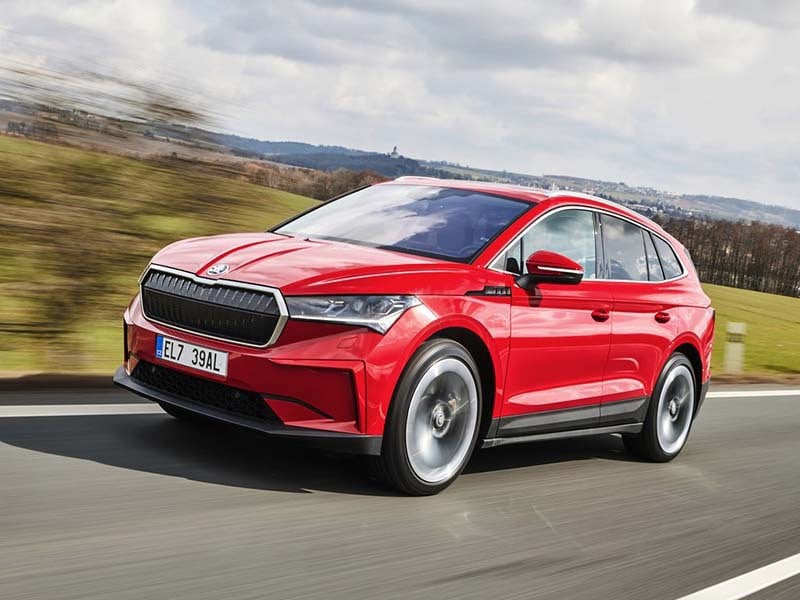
left=132, top=360, right=278, bottom=422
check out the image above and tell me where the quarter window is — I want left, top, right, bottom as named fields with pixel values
left=499, top=209, right=597, bottom=278
left=601, top=215, right=648, bottom=281
left=653, top=236, right=684, bottom=279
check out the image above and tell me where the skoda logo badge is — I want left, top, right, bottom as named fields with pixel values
left=206, top=263, right=229, bottom=276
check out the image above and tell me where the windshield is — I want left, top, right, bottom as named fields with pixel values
left=273, top=184, right=531, bottom=262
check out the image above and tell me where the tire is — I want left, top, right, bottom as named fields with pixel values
left=373, top=339, right=482, bottom=496
left=623, top=353, right=696, bottom=462
left=158, top=401, right=200, bottom=421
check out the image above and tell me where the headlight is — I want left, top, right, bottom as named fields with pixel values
left=285, top=295, right=420, bottom=333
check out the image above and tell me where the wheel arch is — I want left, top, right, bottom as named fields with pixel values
left=667, top=337, right=704, bottom=419
left=428, top=326, right=498, bottom=442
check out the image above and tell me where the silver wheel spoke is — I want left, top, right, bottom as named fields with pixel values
left=405, top=357, right=478, bottom=484
left=450, top=399, right=470, bottom=416
left=656, top=364, right=694, bottom=455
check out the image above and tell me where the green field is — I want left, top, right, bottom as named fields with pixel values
left=703, top=283, right=800, bottom=377
left=0, top=135, right=316, bottom=375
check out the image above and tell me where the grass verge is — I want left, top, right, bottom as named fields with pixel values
left=704, top=283, right=800, bottom=377
left=0, top=135, right=316, bottom=375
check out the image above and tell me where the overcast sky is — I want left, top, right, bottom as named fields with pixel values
left=2, top=0, right=800, bottom=209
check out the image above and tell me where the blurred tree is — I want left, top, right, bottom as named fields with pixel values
left=0, top=61, right=211, bottom=131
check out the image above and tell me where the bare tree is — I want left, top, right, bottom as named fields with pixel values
left=659, top=216, right=800, bottom=297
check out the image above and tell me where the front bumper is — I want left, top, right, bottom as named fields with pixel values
left=123, top=289, right=441, bottom=437
left=113, top=366, right=382, bottom=454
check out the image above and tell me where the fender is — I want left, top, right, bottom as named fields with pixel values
left=363, top=295, right=511, bottom=435
left=662, top=331, right=705, bottom=388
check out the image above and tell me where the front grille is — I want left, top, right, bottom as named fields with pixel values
left=132, top=360, right=278, bottom=421
left=141, top=268, right=282, bottom=346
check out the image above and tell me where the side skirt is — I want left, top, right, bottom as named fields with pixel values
left=482, top=423, right=643, bottom=449
left=483, top=396, right=649, bottom=449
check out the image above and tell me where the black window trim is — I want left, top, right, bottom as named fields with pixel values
left=488, top=204, right=688, bottom=284
left=643, top=230, right=665, bottom=282
left=593, top=211, right=606, bottom=280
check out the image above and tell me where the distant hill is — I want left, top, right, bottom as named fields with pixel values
left=272, top=152, right=421, bottom=176
left=209, top=132, right=367, bottom=158
left=672, top=195, right=800, bottom=228
left=206, top=132, right=461, bottom=178
left=269, top=152, right=464, bottom=179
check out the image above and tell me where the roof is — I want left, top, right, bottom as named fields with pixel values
left=386, top=176, right=551, bottom=203
left=386, top=176, right=668, bottom=236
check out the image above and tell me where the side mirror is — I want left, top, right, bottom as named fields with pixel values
left=516, top=250, right=584, bottom=289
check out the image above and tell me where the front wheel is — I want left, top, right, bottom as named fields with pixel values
left=623, top=353, right=696, bottom=462
left=374, top=339, right=482, bottom=495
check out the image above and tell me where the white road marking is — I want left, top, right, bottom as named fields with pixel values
left=0, top=388, right=798, bottom=418
left=674, top=552, right=800, bottom=600
left=0, top=404, right=163, bottom=417
left=707, top=389, right=800, bottom=398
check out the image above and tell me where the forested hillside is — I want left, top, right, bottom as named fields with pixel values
left=658, top=216, right=800, bottom=297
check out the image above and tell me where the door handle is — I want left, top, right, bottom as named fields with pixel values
left=655, top=311, right=671, bottom=323
left=591, top=308, right=610, bottom=322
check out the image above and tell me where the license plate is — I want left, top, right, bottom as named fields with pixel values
left=155, top=335, right=228, bottom=377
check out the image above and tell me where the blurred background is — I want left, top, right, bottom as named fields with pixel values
left=3, top=6, right=800, bottom=600
left=1, top=2, right=799, bottom=379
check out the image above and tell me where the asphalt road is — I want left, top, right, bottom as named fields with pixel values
left=1, top=387, right=799, bottom=600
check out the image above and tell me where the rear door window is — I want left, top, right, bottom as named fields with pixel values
left=600, top=215, right=648, bottom=281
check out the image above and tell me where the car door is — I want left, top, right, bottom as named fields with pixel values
left=496, top=208, right=614, bottom=437
left=599, top=214, right=680, bottom=423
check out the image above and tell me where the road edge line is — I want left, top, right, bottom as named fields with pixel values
left=0, top=404, right=164, bottom=417
left=674, top=552, right=800, bottom=600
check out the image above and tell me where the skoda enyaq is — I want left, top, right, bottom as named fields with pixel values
left=115, top=177, right=715, bottom=495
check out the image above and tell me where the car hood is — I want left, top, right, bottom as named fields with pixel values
left=150, top=232, right=486, bottom=295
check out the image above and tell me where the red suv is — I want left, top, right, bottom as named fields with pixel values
left=115, top=177, right=714, bottom=495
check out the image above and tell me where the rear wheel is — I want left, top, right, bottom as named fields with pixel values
left=374, top=339, right=482, bottom=495
left=623, top=353, right=696, bottom=461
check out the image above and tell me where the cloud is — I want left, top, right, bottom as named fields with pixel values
left=697, top=0, right=800, bottom=30
left=1, top=0, right=799, bottom=209
left=188, top=1, right=763, bottom=71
